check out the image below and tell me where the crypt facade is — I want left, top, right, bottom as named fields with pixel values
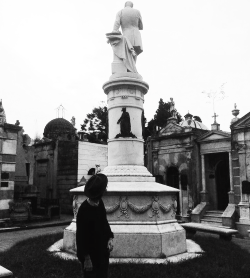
left=146, top=105, right=250, bottom=237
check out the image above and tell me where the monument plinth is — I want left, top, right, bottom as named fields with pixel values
left=63, top=2, right=186, bottom=259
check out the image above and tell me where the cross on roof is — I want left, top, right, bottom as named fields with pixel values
left=56, top=104, right=66, bottom=118
left=212, top=112, right=219, bottom=123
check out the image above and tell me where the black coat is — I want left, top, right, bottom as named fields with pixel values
left=76, top=199, right=114, bottom=263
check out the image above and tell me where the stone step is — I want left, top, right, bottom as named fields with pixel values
left=204, top=213, right=222, bottom=218
left=201, top=219, right=222, bottom=226
left=206, top=210, right=224, bottom=215
left=202, top=215, right=223, bottom=222
left=30, top=214, right=50, bottom=221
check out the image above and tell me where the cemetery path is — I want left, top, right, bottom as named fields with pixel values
left=0, top=225, right=67, bottom=253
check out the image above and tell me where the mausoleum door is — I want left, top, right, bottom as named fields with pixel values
left=166, top=167, right=180, bottom=214
left=215, top=159, right=230, bottom=210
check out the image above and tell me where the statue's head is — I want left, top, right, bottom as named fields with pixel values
left=125, top=1, right=133, bottom=8
left=122, top=107, right=126, bottom=112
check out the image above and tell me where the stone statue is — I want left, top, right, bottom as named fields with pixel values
left=106, top=2, right=143, bottom=74
left=116, top=108, right=136, bottom=138
left=117, top=108, right=131, bottom=136
left=15, top=120, right=20, bottom=126
left=169, top=98, right=177, bottom=118
left=113, top=1, right=143, bottom=57
left=71, top=116, right=75, bottom=127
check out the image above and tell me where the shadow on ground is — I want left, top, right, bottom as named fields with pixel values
left=0, top=232, right=250, bottom=278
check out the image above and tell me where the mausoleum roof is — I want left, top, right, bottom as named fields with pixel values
left=180, top=113, right=208, bottom=130
left=43, top=118, right=75, bottom=140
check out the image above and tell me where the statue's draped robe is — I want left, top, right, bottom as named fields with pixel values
left=107, top=34, right=137, bottom=73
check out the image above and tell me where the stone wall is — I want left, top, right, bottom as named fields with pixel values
left=57, top=141, right=78, bottom=214
left=77, top=141, right=108, bottom=182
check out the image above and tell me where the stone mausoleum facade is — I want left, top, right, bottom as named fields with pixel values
left=33, top=118, right=108, bottom=214
left=147, top=106, right=250, bottom=237
left=0, top=101, right=22, bottom=219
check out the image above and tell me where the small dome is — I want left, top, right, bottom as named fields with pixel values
left=44, top=118, right=75, bottom=140
left=180, top=113, right=208, bottom=130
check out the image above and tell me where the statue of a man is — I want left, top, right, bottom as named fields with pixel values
left=106, top=2, right=143, bottom=73
left=113, top=1, right=143, bottom=57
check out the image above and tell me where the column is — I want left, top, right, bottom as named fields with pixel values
left=201, top=154, right=206, bottom=192
left=228, top=151, right=234, bottom=204
left=178, top=173, right=183, bottom=216
left=200, top=154, right=208, bottom=202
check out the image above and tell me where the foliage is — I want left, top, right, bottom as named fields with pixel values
left=81, top=105, right=108, bottom=143
left=144, top=98, right=182, bottom=139
left=33, top=135, right=42, bottom=144
left=1, top=232, right=250, bottom=278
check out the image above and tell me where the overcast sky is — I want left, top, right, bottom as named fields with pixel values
left=0, top=0, right=250, bottom=138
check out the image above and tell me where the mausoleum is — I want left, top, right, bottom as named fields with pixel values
left=147, top=104, right=250, bottom=237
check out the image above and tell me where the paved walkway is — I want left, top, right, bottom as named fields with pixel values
left=0, top=224, right=68, bottom=253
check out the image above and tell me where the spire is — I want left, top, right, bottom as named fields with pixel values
left=0, top=99, right=6, bottom=126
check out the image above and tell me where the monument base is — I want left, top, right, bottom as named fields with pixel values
left=110, top=220, right=186, bottom=258
left=63, top=182, right=187, bottom=258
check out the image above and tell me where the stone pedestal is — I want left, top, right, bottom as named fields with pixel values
left=236, top=201, right=250, bottom=237
left=63, top=75, right=187, bottom=258
left=63, top=183, right=186, bottom=258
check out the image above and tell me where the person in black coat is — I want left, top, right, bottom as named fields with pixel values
left=76, top=174, right=114, bottom=278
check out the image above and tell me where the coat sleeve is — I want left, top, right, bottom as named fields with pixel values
left=113, top=10, right=122, bottom=32
left=76, top=205, right=91, bottom=262
left=100, top=199, right=114, bottom=239
left=138, top=10, right=143, bottom=30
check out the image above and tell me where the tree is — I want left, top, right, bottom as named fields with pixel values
left=81, top=105, right=108, bottom=143
left=144, top=98, right=182, bottom=139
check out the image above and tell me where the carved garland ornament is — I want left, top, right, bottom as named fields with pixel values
left=105, top=196, right=176, bottom=219
left=73, top=195, right=177, bottom=219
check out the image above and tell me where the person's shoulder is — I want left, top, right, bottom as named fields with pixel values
left=117, top=9, right=123, bottom=15
left=98, top=199, right=106, bottom=210
left=99, top=198, right=105, bottom=207
left=77, top=200, right=89, bottom=213
left=135, top=9, right=141, bottom=15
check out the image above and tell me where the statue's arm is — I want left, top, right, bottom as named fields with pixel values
left=113, top=10, right=122, bottom=32
left=138, top=11, right=143, bottom=30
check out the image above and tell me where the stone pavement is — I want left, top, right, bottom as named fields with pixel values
left=0, top=225, right=67, bottom=253
left=0, top=214, right=73, bottom=253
